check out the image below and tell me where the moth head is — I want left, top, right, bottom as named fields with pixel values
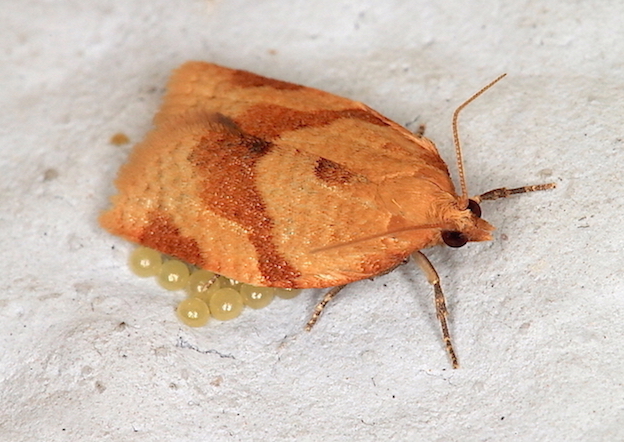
left=440, top=198, right=493, bottom=248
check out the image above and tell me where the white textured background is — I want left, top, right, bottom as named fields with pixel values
left=1, top=1, right=623, bottom=441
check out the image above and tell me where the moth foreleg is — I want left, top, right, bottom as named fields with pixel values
left=411, top=251, right=459, bottom=369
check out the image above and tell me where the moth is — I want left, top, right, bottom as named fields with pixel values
left=100, top=62, right=554, bottom=368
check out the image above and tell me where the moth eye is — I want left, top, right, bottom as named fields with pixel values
left=442, top=230, right=469, bottom=248
left=467, top=199, right=482, bottom=218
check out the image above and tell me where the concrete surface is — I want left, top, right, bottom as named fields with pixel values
left=1, top=0, right=622, bottom=441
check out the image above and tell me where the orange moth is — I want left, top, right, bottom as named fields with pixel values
left=100, top=62, right=554, bottom=368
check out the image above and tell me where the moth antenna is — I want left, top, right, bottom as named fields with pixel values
left=310, top=223, right=452, bottom=254
left=472, top=183, right=557, bottom=203
left=452, top=73, right=507, bottom=208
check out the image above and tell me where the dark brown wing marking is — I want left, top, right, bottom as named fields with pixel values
left=236, top=104, right=387, bottom=140
left=139, top=212, right=205, bottom=267
left=189, top=122, right=301, bottom=286
left=315, top=158, right=357, bottom=185
left=230, top=69, right=304, bottom=91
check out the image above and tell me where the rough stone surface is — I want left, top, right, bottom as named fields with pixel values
left=1, top=1, right=622, bottom=441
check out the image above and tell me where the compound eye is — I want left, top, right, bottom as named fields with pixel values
left=442, top=230, right=469, bottom=248
left=467, top=199, right=482, bottom=218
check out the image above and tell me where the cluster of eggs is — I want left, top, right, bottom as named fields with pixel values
left=128, top=246, right=301, bottom=327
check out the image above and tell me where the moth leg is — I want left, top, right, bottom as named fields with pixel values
left=411, top=251, right=459, bottom=369
left=415, top=124, right=426, bottom=137
left=199, top=273, right=219, bottom=291
left=475, top=183, right=556, bottom=202
left=305, top=285, right=347, bottom=331
left=304, top=258, right=410, bottom=331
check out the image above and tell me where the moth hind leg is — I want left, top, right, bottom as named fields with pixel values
left=304, top=258, right=410, bottom=331
left=411, top=251, right=459, bottom=369
left=304, top=285, right=347, bottom=331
